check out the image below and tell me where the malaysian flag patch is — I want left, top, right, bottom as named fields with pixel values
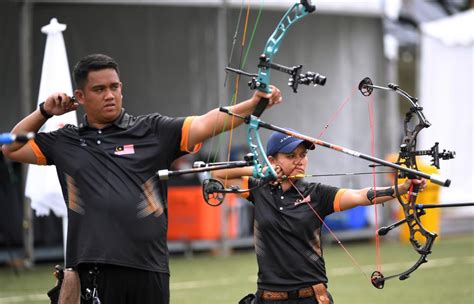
left=114, top=144, right=135, bottom=155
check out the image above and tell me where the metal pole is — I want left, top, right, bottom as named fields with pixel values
left=19, top=0, right=34, bottom=268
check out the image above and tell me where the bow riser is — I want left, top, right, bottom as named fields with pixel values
left=247, top=119, right=274, bottom=178
left=395, top=181, right=438, bottom=254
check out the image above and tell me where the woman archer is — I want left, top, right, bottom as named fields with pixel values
left=212, top=130, right=426, bottom=304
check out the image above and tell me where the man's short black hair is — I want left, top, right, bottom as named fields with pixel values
left=73, top=54, right=120, bottom=89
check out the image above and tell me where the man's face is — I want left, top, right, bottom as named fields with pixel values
left=270, top=143, right=309, bottom=177
left=75, top=68, right=123, bottom=126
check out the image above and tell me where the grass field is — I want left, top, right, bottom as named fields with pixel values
left=0, top=234, right=473, bottom=304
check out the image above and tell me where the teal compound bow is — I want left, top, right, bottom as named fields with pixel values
left=158, top=1, right=323, bottom=205
left=200, top=0, right=328, bottom=204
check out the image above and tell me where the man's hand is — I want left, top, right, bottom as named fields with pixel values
left=43, top=93, right=79, bottom=117
left=252, top=85, right=282, bottom=109
left=58, top=270, right=81, bottom=304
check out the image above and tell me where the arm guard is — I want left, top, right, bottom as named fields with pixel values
left=367, top=186, right=395, bottom=203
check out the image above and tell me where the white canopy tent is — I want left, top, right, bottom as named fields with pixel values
left=418, top=10, right=474, bottom=211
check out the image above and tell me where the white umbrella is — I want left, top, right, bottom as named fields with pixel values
left=24, top=18, right=77, bottom=249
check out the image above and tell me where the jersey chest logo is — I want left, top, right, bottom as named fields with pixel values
left=114, top=144, right=135, bottom=155
left=295, top=195, right=311, bottom=206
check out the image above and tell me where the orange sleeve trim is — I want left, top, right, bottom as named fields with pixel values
left=180, top=116, right=202, bottom=154
left=333, top=189, right=347, bottom=212
left=28, top=139, right=47, bottom=165
left=240, top=177, right=250, bottom=199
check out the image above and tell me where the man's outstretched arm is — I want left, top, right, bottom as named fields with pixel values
left=186, top=86, right=282, bottom=150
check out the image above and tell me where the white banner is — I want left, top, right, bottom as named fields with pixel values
left=25, top=18, right=77, bottom=218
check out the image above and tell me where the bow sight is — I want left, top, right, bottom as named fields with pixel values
left=400, top=142, right=455, bottom=170
left=226, top=54, right=326, bottom=94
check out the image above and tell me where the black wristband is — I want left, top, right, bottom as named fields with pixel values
left=39, top=102, right=53, bottom=119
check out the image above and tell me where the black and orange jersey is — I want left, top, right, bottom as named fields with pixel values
left=29, top=109, right=200, bottom=273
left=245, top=177, right=343, bottom=291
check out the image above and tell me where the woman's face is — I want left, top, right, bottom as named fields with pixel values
left=270, top=143, right=308, bottom=177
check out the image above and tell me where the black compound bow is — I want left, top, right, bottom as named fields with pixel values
left=358, top=77, right=456, bottom=288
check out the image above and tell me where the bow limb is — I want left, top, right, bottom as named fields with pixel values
left=251, top=0, right=315, bottom=117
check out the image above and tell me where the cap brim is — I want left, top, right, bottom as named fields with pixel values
left=278, top=139, right=314, bottom=154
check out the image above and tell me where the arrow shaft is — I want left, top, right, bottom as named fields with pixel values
left=255, top=120, right=450, bottom=187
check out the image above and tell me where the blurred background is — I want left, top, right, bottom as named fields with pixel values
left=0, top=0, right=473, bottom=303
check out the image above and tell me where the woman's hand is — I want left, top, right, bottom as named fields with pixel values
left=399, top=178, right=428, bottom=195
left=264, top=164, right=285, bottom=186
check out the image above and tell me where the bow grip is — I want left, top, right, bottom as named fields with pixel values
left=252, top=97, right=269, bottom=117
